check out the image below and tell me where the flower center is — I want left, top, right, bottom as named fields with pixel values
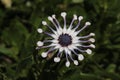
left=58, top=33, right=72, bottom=47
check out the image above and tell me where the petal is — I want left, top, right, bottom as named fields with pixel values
left=68, top=44, right=77, bottom=51
left=78, top=54, right=84, bottom=61
left=41, top=52, right=47, bottom=58
left=54, top=44, right=61, bottom=49
left=73, top=60, right=78, bottom=65
left=54, top=57, right=60, bottom=62
left=56, top=27, right=63, bottom=35
left=51, top=34, right=59, bottom=39
left=65, top=61, right=70, bottom=67
left=37, top=28, right=43, bottom=33
left=37, top=41, right=44, bottom=46
left=51, top=39, right=58, bottom=43
left=86, top=49, right=92, bottom=54
left=59, top=47, right=64, bottom=52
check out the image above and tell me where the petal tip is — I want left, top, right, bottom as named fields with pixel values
left=61, top=12, right=67, bottom=17
left=73, top=14, right=77, bottom=20
left=42, top=21, right=47, bottom=25
left=65, top=61, right=70, bottom=67
left=85, top=22, right=91, bottom=25
left=86, top=49, right=92, bottom=54
left=48, top=16, right=53, bottom=21
left=37, top=41, right=44, bottom=46
left=78, top=54, right=84, bottom=61
left=41, top=52, right=47, bottom=58
left=74, top=60, right=78, bottom=65
left=90, top=33, right=95, bottom=36
left=37, top=28, right=43, bottom=33
left=78, top=16, right=83, bottom=21
left=54, top=57, right=60, bottom=62
left=89, top=38, right=95, bottom=43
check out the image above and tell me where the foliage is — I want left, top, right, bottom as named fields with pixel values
left=0, top=0, right=120, bottom=80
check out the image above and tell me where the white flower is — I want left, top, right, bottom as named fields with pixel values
left=36, top=12, right=95, bottom=67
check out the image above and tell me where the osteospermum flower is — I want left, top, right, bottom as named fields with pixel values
left=36, top=12, right=95, bottom=67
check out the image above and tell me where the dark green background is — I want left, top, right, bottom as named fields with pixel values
left=0, top=0, right=120, bottom=80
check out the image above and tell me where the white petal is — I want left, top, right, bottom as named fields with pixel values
left=52, top=14, right=56, bottom=18
left=41, top=52, right=47, bottom=58
left=37, top=28, right=43, bottom=33
left=50, top=43, right=58, bottom=47
left=64, top=47, right=71, bottom=55
left=73, top=14, right=77, bottom=20
left=68, top=29, right=75, bottom=35
left=37, top=41, right=44, bottom=46
left=64, top=47, right=70, bottom=55
left=90, top=44, right=95, bottom=48
left=70, top=30, right=79, bottom=37
left=68, top=44, right=77, bottom=51
left=42, top=21, right=47, bottom=25
left=53, top=30, right=59, bottom=36
left=48, top=16, right=53, bottom=21
left=67, top=50, right=71, bottom=55
left=54, top=57, right=60, bottom=62
left=51, top=34, right=58, bottom=39
left=73, top=60, right=78, bottom=65
left=65, top=61, right=70, bottom=67
left=90, top=33, right=95, bottom=36
left=89, top=38, right=95, bottom=43
left=86, top=49, right=92, bottom=54
left=54, top=44, right=61, bottom=49
left=59, top=47, right=64, bottom=52
left=71, top=44, right=81, bottom=48
left=56, top=28, right=63, bottom=35
left=63, top=27, right=67, bottom=34
left=66, top=27, right=72, bottom=34
left=51, top=39, right=58, bottom=43
left=78, top=54, right=84, bottom=61
left=78, top=16, right=83, bottom=21
left=85, top=22, right=91, bottom=26
left=61, top=12, right=67, bottom=18
left=72, top=37, right=80, bottom=43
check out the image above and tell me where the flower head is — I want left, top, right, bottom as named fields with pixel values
left=36, top=12, right=95, bottom=67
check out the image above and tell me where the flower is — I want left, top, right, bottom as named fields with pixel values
left=36, top=12, right=95, bottom=67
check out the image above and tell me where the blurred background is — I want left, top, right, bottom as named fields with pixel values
left=0, top=0, right=120, bottom=80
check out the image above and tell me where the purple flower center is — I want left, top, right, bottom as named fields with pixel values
left=58, top=33, right=72, bottom=47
